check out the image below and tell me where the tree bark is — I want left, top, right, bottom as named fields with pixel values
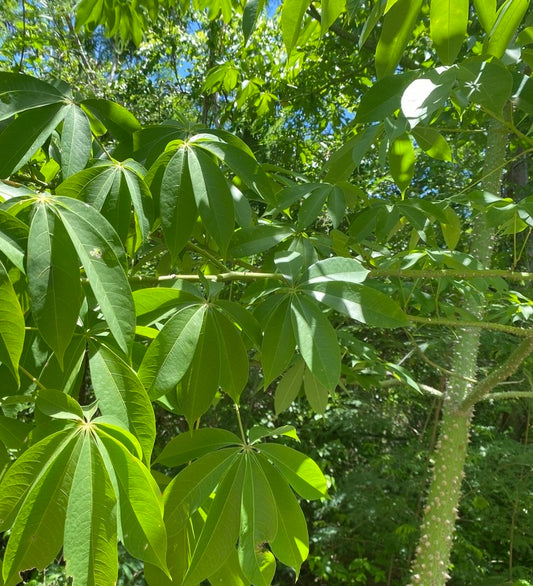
left=409, top=118, right=508, bottom=585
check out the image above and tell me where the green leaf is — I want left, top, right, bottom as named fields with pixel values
left=0, top=103, right=67, bottom=178
left=133, top=284, right=202, bottom=326
left=229, top=223, right=294, bottom=257
left=187, top=147, right=234, bottom=256
left=303, top=368, right=329, bottom=413
left=36, top=389, right=84, bottom=421
left=176, top=309, right=220, bottom=425
left=89, top=342, right=156, bottom=462
left=0, top=260, right=25, bottom=385
left=321, top=0, right=345, bottom=33
left=183, top=457, right=246, bottom=586
left=300, top=256, right=368, bottom=286
left=28, top=203, right=81, bottom=366
left=0, top=416, right=31, bottom=450
left=63, top=434, right=118, bottom=586
left=290, top=295, right=340, bottom=391
left=274, top=357, right=305, bottom=415
left=375, top=0, right=423, bottom=78
left=262, top=296, right=296, bottom=388
left=0, top=210, right=28, bottom=272
left=156, top=428, right=242, bottom=468
left=457, top=59, right=513, bottom=114
left=440, top=206, right=462, bottom=250
left=281, top=0, right=312, bottom=53
left=259, top=443, right=328, bottom=500
left=356, top=72, right=418, bottom=123
left=303, top=281, right=408, bottom=327
left=249, top=424, right=299, bottom=444
left=81, top=98, right=141, bottom=143
left=96, top=427, right=168, bottom=574
left=257, top=455, right=309, bottom=576
left=1, top=431, right=80, bottom=586
left=163, top=447, right=240, bottom=536
left=238, top=454, right=277, bottom=586
left=212, top=310, right=249, bottom=402
left=160, top=147, right=197, bottom=260
left=473, top=0, right=497, bottom=32
left=0, top=73, right=67, bottom=121
left=430, top=0, right=469, bottom=64
left=138, top=304, right=206, bottom=399
left=484, top=0, right=528, bottom=59
left=388, top=134, right=415, bottom=194
left=61, top=104, right=92, bottom=178
left=55, top=196, right=135, bottom=355
left=412, top=127, right=452, bottom=161
left=243, top=0, right=265, bottom=41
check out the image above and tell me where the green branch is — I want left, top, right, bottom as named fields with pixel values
left=369, top=268, right=533, bottom=281
left=461, top=332, right=533, bottom=411
left=407, top=315, right=531, bottom=337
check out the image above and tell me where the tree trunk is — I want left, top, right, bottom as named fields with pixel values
left=409, top=118, right=508, bottom=585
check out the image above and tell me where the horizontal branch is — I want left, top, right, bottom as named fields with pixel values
left=407, top=315, right=532, bottom=337
left=481, top=391, right=533, bottom=401
left=127, top=271, right=283, bottom=283
left=369, top=268, right=533, bottom=281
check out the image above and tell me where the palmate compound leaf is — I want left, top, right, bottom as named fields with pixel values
left=0, top=414, right=169, bottom=586
left=54, top=196, right=135, bottom=355
left=89, top=341, right=156, bottom=462
left=27, top=202, right=82, bottom=367
left=0, top=259, right=25, bottom=385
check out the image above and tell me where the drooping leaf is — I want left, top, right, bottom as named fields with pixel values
left=300, top=256, right=368, bottom=286
left=257, top=455, right=309, bottom=577
left=303, top=368, right=329, bottom=413
left=281, top=0, right=312, bottom=54
left=182, top=458, right=246, bottom=586
left=28, top=202, right=81, bottom=366
left=212, top=310, right=249, bottom=403
left=274, top=357, right=305, bottom=414
left=356, top=72, right=418, bottom=123
left=138, top=304, right=206, bottom=399
left=0, top=210, right=28, bottom=272
left=55, top=196, right=135, bottom=355
left=133, top=284, right=202, bottom=326
left=0, top=260, right=25, bottom=385
left=412, top=127, right=452, bottom=161
left=430, top=0, right=469, bottom=65
left=375, top=0, right=424, bottom=78
left=473, top=0, right=497, bottom=32
left=1, top=430, right=80, bottom=586
left=388, top=133, right=415, bottom=194
left=290, top=295, right=340, bottom=391
left=89, top=342, right=156, bottom=462
left=63, top=434, right=118, bottom=586
left=321, top=0, right=346, bottom=33
left=262, top=296, right=296, bottom=388
left=229, top=223, right=294, bottom=257
left=259, top=443, right=328, bottom=500
left=238, top=454, right=278, bottom=586
left=96, top=427, right=169, bottom=574
left=61, top=104, right=92, bottom=178
left=176, top=309, right=220, bottom=425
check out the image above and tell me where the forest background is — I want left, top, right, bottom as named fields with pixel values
left=0, top=1, right=533, bottom=585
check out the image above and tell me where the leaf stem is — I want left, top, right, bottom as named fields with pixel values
left=19, top=365, right=46, bottom=390
left=234, top=404, right=247, bottom=444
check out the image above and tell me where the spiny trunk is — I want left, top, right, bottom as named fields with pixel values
left=409, top=118, right=507, bottom=585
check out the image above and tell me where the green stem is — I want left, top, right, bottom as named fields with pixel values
left=407, top=315, right=531, bottom=337
left=234, top=404, right=247, bottom=444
